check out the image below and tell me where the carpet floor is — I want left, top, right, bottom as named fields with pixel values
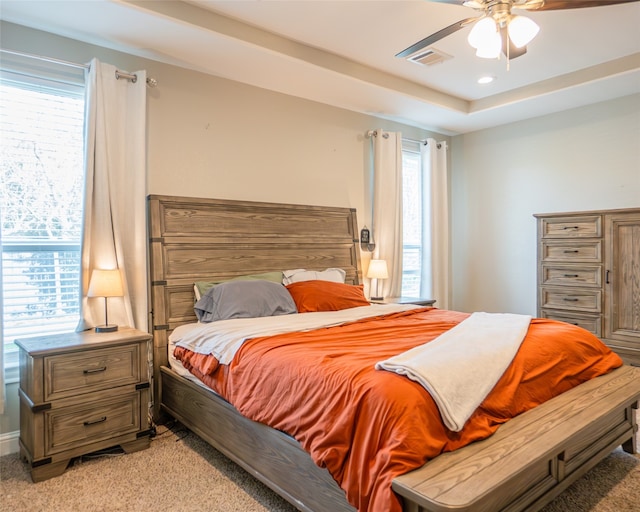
left=1, top=422, right=638, bottom=512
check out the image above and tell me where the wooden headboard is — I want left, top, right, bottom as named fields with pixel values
left=147, top=195, right=362, bottom=411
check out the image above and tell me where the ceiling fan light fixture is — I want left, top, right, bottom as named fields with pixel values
left=508, top=15, right=540, bottom=48
left=475, top=36, right=502, bottom=58
left=467, top=17, right=497, bottom=49
left=468, top=17, right=502, bottom=59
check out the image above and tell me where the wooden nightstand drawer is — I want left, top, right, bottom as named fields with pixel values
left=540, top=215, right=601, bottom=238
left=46, top=391, right=141, bottom=456
left=45, top=345, right=140, bottom=401
left=541, top=287, right=601, bottom=313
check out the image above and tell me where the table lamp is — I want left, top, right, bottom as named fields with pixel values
left=88, top=269, right=123, bottom=333
left=366, top=259, right=388, bottom=301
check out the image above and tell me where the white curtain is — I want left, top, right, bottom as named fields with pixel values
left=371, top=130, right=403, bottom=298
left=420, top=139, right=449, bottom=309
left=77, top=59, right=148, bottom=332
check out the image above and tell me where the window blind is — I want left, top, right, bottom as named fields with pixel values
left=0, top=58, right=85, bottom=368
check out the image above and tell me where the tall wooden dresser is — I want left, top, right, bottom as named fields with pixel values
left=535, top=208, right=640, bottom=367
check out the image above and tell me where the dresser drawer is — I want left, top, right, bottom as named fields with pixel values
left=540, top=310, right=601, bottom=337
left=45, top=391, right=141, bottom=456
left=45, top=345, right=140, bottom=401
left=541, top=241, right=602, bottom=263
left=540, top=265, right=601, bottom=288
left=540, top=215, right=601, bottom=238
left=541, top=287, right=601, bottom=313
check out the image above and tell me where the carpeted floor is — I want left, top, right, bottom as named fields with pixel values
left=1, top=422, right=638, bottom=512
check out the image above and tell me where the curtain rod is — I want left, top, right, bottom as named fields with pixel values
left=1, top=48, right=158, bottom=87
left=366, top=130, right=443, bottom=148
left=404, top=137, right=445, bottom=149
left=1, top=48, right=88, bottom=70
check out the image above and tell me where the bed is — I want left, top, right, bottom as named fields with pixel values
left=147, top=194, right=640, bottom=512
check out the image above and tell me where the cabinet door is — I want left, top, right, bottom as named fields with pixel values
left=604, top=213, right=640, bottom=344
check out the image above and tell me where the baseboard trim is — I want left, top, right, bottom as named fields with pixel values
left=0, top=430, right=20, bottom=456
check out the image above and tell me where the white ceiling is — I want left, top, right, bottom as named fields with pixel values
left=2, top=0, right=639, bottom=135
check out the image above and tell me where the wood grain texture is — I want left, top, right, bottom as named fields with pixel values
left=393, top=365, right=640, bottom=512
left=150, top=196, right=640, bottom=512
left=536, top=208, right=640, bottom=366
left=17, top=328, right=152, bottom=482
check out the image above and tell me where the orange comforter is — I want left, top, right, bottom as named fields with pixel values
left=174, top=308, right=622, bottom=512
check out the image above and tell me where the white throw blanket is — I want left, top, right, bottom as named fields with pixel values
left=375, top=312, right=532, bottom=432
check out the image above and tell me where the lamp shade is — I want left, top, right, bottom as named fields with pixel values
left=508, top=15, right=539, bottom=48
left=366, top=259, right=389, bottom=280
left=88, top=269, right=123, bottom=298
left=468, top=17, right=497, bottom=49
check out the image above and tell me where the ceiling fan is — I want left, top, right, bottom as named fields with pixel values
left=396, top=0, right=638, bottom=61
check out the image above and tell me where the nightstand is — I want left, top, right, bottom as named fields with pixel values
left=370, top=297, right=436, bottom=306
left=16, top=327, right=152, bottom=482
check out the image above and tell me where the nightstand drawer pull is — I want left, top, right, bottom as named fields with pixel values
left=563, top=298, right=579, bottom=302
left=83, top=366, right=107, bottom=374
left=563, top=274, right=579, bottom=278
left=563, top=250, right=579, bottom=253
left=562, top=226, right=579, bottom=230
left=83, top=416, right=107, bottom=426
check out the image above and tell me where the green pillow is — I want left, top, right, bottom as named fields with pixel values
left=194, top=271, right=283, bottom=299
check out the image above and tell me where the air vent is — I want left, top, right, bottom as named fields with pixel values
left=408, top=48, right=452, bottom=66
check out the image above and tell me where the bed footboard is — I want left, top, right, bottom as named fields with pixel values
left=393, top=365, right=640, bottom=512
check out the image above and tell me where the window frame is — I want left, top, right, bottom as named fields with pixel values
left=401, top=139, right=424, bottom=297
left=1, top=55, right=86, bottom=378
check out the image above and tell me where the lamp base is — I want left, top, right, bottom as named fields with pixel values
left=95, top=324, right=118, bottom=333
left=370, top=296, right=384, bottom=301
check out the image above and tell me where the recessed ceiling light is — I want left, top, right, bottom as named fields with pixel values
left=477, top=75, right=495, bottom=85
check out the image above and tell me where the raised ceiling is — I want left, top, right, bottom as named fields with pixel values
left=1, top=0, right=639, bottom=135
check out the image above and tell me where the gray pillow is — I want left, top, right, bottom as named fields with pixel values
left=194, top=271, right=284, bottom=300
left=194, top=280, right=297, bottom=322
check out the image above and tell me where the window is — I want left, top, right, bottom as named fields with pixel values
left=401, top=140, right=425, bottom=297
left=0, top=57, right=86, bottom=371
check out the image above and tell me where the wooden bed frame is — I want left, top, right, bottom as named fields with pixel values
left=147, top=194, right=640, bottom=512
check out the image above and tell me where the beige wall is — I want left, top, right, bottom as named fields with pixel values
left=0, top=22, right=443, bottom=440
left=2, top=21, right=639, bottom=445
left=450, top=94, right=640, bottom=315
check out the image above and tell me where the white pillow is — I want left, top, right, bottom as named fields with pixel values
left=282, top=268, right=346, bottom=285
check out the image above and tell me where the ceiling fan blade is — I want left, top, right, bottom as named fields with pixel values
left=396, top=17, right=478, bottom=58
left=517, top=0, right=638, bottom=11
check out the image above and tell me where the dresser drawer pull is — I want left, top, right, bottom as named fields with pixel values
left=563, top=298, right=579, bottom=302
left=83, top=416, right=107, bottom=426
left=562, top=226, right=579, bottom=230
left=563, top=274, right=579, bottom=278
left=83, top=366, right=107, bottom=374
left=563, top=250, right=579, bottom=254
